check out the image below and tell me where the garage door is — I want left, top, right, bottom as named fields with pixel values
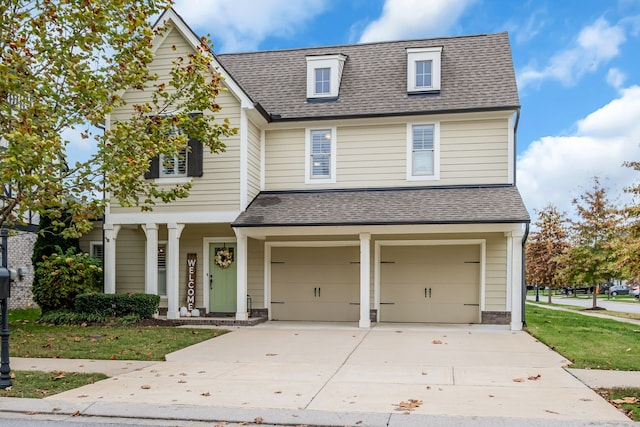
left=270, top=246, right=360, bottom=321
left=380, top=245, right=480, bottom=323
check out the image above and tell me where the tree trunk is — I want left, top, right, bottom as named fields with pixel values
left=592, top=282, right=598, bottom=309
left=548, top=286, right=552, bottom=304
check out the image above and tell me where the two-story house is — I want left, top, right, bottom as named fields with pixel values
left=81, top=8, right=529, bottom=330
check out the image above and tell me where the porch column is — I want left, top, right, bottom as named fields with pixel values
left=103, top=224, right=121, bottom=294
left=235, top=229, right=248, bottom=321
left=143, top=223, right=158, bottom=295
left=166, top=223, right=185, bottom=320
left=508, top=230, right=524, bottom=331
left=359, top=233, right=371, bottom=328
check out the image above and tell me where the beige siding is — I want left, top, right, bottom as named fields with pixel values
left=485, top=235, right=508, bottom=311
left=247, top=120, right=262, bottom=202
left=109, top=26, right=242, bottom=214
left=114, top=227, right=145, bottom=294
left=264, top=117, right=510, bottom=191
left=248, top=238, right=265, bottom=309
left=79, top=221, right=104, bottom=254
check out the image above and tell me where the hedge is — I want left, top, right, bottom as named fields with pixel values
left=74, top=293, right=160, bottom=319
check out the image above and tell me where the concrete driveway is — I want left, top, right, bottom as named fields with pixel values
left=48, top=322, right=630, bottom=424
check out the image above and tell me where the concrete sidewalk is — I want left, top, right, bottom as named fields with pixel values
left=2, top=323, right=636, bottom=426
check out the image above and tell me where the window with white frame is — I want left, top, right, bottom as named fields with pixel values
left=305, top=128, right=336, bottom=183
left=90, top=241, right=103, bottom=260
left=306, top=54, right=347, bottom=99
left=157, top=243, right=167, bottom=296
left=407, top=47, right=442, bottom=93
left=160, top=123, right=187, bottom=177
left=407, top=123, right=440, bottom=180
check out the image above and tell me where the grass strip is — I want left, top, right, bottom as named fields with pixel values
left=0, top=371, right=108, bottom=399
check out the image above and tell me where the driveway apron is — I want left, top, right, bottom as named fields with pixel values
left=47, top=322, right=630, bottom=422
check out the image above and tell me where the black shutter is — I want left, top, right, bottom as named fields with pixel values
left=144, top=156, right=160, bottom=179
left=187, top=138, right=203, bottom=177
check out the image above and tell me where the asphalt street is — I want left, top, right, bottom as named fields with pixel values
left=527, top=294, right=640, bottom=314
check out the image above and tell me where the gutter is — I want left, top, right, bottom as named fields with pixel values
left=521, top=221, right=530, bottom=328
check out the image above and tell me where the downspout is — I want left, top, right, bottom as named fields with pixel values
left=521, top=222, right=530, bottom=328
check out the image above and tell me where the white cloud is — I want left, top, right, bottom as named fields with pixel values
left=517, top=86, right=640, bottom=217
left=506, top=10, right=547, bottom=45
left=517, top=18, right=626, bottom=90
left=173, top=0, right=328, bottom=53
left=606, top=67, right=626, bottom=89
left=358, top=0, right=476, bottom=43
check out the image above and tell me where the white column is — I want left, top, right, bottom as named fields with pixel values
left=166, top=223, right=185, bottom=320
left=359, top=233, right=371, bottom=328
left=509, top=230, right=524, bottom=331
left=103, top=224, right=121, bottom=294
left=235, top=230, right=248, bottom=321
left=143, top=223, right=158, bottom=295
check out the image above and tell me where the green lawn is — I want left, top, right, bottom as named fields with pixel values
left=7, top=308, right=228, bottom=361
left=0, top=371, right=108, bottom=398
left=525, top=304, right=640, bottom=370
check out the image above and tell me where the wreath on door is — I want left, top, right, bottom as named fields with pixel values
left=214, top=247, right=233, bottom=269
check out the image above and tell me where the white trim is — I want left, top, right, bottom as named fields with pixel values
left=202, top=237, right=237, bottom=314
left=106, top=210, right=240, bottom=225
left=359, top=233, right=371, bottom=328
left=508, top=114, right=515, bottom=185
left=305, top=127, right=337, bottom=184
left=235, top=231, right=248, bottom=320
left=143, top=224, right=159, bottom=296
left=406, top=122, right=440, bottom=181
left=375, top=239, right=486, bottom=323
left=153, top=177, right=192, bottom=185
left=260, top=128, right=266, bottom=191
left=264, top=240, right=360, bottom=322
left=239, top=108, right=249, bottom=210
left=407, top=47, right=442, bottom=93
left=505, top=232, right=513, bottom=312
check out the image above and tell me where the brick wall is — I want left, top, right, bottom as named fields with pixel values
left=6, top=231, right=36, bottom=309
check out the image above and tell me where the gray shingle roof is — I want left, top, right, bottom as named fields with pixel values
left=232, top=186, right=530, bottom=227
left=217, top=32, right=519, bottom=121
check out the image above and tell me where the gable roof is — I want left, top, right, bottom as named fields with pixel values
left=217, top=32, right=520, bottom=122
left=232, top=185, right=530, bottom=228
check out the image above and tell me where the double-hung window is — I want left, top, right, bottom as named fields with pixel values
left=306, top=128, right=336, bottom=183
left=407, top=123, right=440, bottom=181
left=315, top=68, right=331, bottom=95
left=160, top=124, right=187, bottom=177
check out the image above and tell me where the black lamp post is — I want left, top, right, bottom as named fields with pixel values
left=0, top=228, right=12, bottom=389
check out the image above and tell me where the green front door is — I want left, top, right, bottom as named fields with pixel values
left=209, top=243, right=237, bottom=313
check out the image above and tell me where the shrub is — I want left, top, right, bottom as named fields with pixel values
left=74, top=293, right=160, bottom=319
left=38, top=309, right=108, bottom=325
left=32, top=248, right=102, bottom=313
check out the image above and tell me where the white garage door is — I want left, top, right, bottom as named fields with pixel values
left=380, top=245, right=480, bottom=323
left=270, top=246, right=360, bottom=321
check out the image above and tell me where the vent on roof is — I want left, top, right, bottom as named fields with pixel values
left=306, top=54, right=347, bottom=100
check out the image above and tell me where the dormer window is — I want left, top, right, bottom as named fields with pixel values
left=306, top=54, right=347, bottom=99
left=407, top=47, right=442, bottom=93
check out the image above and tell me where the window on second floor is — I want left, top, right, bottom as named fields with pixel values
left=306, top=54, right=347, bottom=99
left=305, top=128, right=336, bottom=184
left=144, top=115, right=203, bottom=180
left=407, top=122, right=440, bottom=181
left=407, top=47, right=442, bottom=93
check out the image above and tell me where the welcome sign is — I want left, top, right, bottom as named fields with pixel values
left=186, top=253, right=197, bottom=311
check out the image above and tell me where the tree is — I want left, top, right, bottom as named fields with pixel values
left=0, top=1, right=236, bottom=237
left=619, top=160, right=640, bottom=279
left=560, top=177, right=622, bottom=309
left=525, top=204, right=570, bottom=303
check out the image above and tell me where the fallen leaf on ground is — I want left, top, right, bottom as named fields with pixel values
left=10, top=373, right=15, bottom=379
left=545, top=410, right=559, bottom=414
left=71, top=411, right=81, bottom=416
left=432, top=340, right=442, bottom=344
left=612, top=397, right=638, bottom=404
left=254, top=416, right=264, bottom=424
left=265, top=353, right=277, bottom=356
left=140, top=384, right=151, bottom=389
left=201, top=392, right=210, bottom=396
left=512, top=378, right=525, bottom=382
left=395, top=399, right=423, bottom=411
left=528, top=374, right=542, bottom=381
left=51, top=372, right=66, bottom=381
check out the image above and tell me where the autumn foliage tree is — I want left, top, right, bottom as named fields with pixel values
left=0, top=1, right=236, bottom=237
left=525, top=204, right=570, bottom=303
left=619, top=160, right=640, bottom=279
left=560, top=178, right=622, bottom=309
